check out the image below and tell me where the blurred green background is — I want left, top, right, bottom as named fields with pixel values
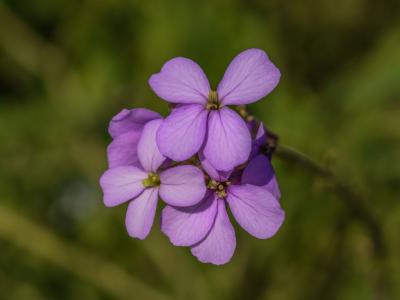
left=0, top=0, right=399, bottom=299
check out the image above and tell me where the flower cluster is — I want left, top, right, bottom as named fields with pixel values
left=100, top=48, right=285, bottom=265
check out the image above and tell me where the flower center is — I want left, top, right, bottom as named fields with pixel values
left=142, top=172, right=160, bottom=187
left=207, top=179, right=231, bottom=198
left=206, top=90, right=220, bottom=110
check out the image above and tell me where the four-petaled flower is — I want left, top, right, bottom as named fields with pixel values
left=161, top=153, right=284, bottom=265
left=101, top=118, right=206, bottom=239
left=149, top=48, right=280, bottom=171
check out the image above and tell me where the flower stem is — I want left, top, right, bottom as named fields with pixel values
left=275, top=144, right=392, bottom=299
left=275, top=144, right=386, bottom=256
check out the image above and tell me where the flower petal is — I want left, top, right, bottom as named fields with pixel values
left=241, top=154, right=281, bottom=199
left=217, top=48, right=281, bottom=105
left=254, top=122, right=266, bottom=148
left=107, top=131, right=142, bottom=168
left=157, top=104, right=208, bottom=161
left=199, top=153, right=232, bottom=182
left=161, top=192, right=217, bottom=246
left=191, top=199, right=236, bottom=265
left=227, top=184, right=284, bottom=239
left=159, top=165, right=206, bottom=206
left=137, top=119, right=166, bottom=172
left=99, top=166, right=147, bottom=207
left=149, top=57, right=210, bottom=104
left=203, top=107, right=251, bottom=171
left=249, top=123, right=265, bottom=159
left=108, top=108, right=161, bottom=138
left=125, top=187, right=159, bottom=239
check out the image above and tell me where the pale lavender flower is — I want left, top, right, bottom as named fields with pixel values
left=149, top=48, right=280, bottom=171
left=107, top=108, right=161, bottom=168
left=161, top=156, right=285, bottom=265
left=100, top=119, right=207, bottom=239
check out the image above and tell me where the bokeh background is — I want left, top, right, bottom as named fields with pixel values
left=1, top=0, right=399, bottom=299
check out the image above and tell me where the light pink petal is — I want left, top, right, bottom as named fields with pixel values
left=125, top=187, right=159, bottom=239
left=161, top=192, right=217, bottom=246
left=108, top=108, right=161, bottom=138
left=137, top=119, right=166, bottom=172
left=159, top=165, right=206, bottom=207
left=217, top=48, right=281, bottom=105
left=99, top=166, right=147, bottom=207
left=149, top=57, right=210, bottom=104
left=107, top=131, right=142, bottom=168
left=227, top=184, right=284, bottom=239
left=157, top=104, right=208, bottom=161
left=191, top=199, right=236, bottom=265
left=203, top=107, right=251, bottom=171
left=241, top=154, right=281, bottom=199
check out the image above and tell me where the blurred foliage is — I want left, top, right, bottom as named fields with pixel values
left=0, top=0, right=399, bottom=299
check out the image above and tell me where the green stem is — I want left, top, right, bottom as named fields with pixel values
left=275, top=144, right=386, bottom=256
left=275, top=144, right=391, bottom=299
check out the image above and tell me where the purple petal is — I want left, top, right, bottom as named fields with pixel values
left=199, top=153, right=232, bottom=182
left=108, top=108, right=161, bottom=138
left=255, top=122, right=266, bottom=140
left=191, top=199, right=236, bottom=265
left=227, top=184, right=284, bottom=239
left=99, top=166, right=147, bottom=207
left=137, top=119, right=166, bottom=172
left=241, top=154, right=281, bottom=199
left=159, top=165, right=206, bottom=207
left=157, top=104, right=208, bottom=161
left=107, top=131, right=142, bottom=168
left=203, top=107, right=251, bottom=171
left=149, top=57, right=210, bottom=104
left=250, top=123, right=266, bottom=158
left=125, top=187, right=159, bottom=239
left=161, top=192, right=217, bottom=246
left=217, top=48, right=281, bottom=105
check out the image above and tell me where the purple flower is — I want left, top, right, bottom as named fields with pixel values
left=161, top=156, right=285, bottom=265
left=244, top=123, right=281, bottom=199
left=100, top=119, right=207, bottom=239
left=149, top=48, right=281, bottom=171
left=107, top=108, right=161, bottom=168
left=99, top=48, right=285, bottom=265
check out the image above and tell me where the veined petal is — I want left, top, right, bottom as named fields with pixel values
left=108, top=108, right=161, bottom=138
left=191, top=199, right=236, bottom=265
left=159, top=165, right=206, bottom=207
left=203, top=107, right=251, bottom=171
left=227, top=184, right=284, bottom=239
left=157, top=104, right=208, bottom=161
left=107, top=130, right=142, bottom=168
left=217, top=48, right=281, bottom=105
left=241, top=154, right=281, bottom=199
left=137, top=119, right=166, bottom=172
left=99, top=166, right=147, bottom=207
left=125, top=187, right=159, bottom=240
left=161, top=192, right=217, bottom=246
left=149, top=57, right=210, bottom=104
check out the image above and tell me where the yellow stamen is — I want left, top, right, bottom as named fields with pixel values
left=142, top=172, right=160, bottom=187
left=206, top=90, right=220, bottom=110
left=207, top=179, right=230, bottom=198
